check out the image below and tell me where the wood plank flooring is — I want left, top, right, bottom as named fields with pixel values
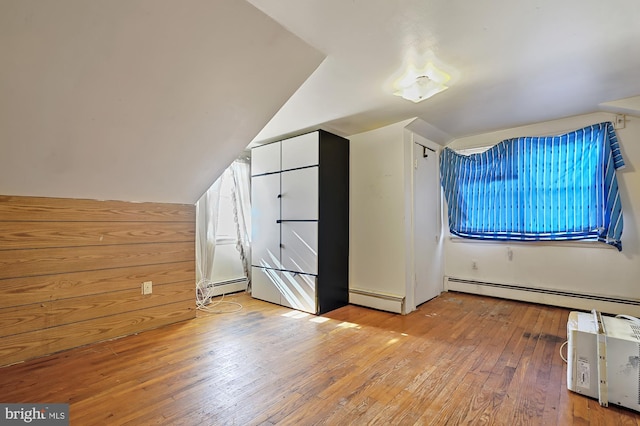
left=1, top=291, right=639, bottom=425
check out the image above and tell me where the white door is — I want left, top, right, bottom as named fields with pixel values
left=413, top=136, right=442, bottom=305
left=251, top=142, right=281, bottom=175
left=280, top=167, right=318, bottom=220
left=251, top=173, right=282, bottom=270
left=281, top=222, right=318, bottom=275
left=281, top=132, right=318, bottom=171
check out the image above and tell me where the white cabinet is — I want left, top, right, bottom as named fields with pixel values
left=279, top=271, right=316, bottom=313
left=251, top=141, right=281, bottom=175
left=251, top=266, right=281, bottom=306
left=281, top=221, right=318, bottom=275
left=251, top=130, right=349, bottom=314
left=281, top=132, right=319, bottom=170
left=251, top=266, right=317, bottom=313
left=281, top=168, right=318, bottom=220
left=251, top=173, right=281, bottom=270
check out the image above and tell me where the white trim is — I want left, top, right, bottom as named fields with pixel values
left=349, top=288, right=404, bottom=314
left=444, top=277, right=640, bottom=317
left=209, top=278, right=248, bottom=297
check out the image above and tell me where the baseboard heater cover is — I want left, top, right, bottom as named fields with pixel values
left=208, top=278, right=248, bottom=296
left=210, top=277, right=247, bottom=287
left=445, top=277, right=640, bottom=316
left=349, top=288, right=405, bottom=314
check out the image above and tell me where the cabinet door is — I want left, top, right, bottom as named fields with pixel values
left=251, top=173, right=282, bottom=269
left=251, top=266, right=282, bottom=305
left=281, top=222, right=318, bottom=275
left=281, top=167, right=318, bottom=220
left=281, top=132, right=318, bottom=171
left=279, top=271, right=317, bottom=314
left=251, top=142, right=280, bottom=176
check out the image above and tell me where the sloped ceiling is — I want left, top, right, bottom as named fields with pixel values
left=0, top=0, right=324, bottom=204
left=3, top=1, right=640, bottom=205
left=249, top=0, right=640, bottom=144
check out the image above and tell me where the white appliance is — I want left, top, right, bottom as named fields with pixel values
left=567, top=310, right=640, bottom=412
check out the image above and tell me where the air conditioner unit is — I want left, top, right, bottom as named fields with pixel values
left=567, top=310, right=640, bottom=412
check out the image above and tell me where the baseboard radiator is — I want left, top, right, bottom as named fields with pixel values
left=349, top=288, right=405, bottom=314
left=444, top=277, right=640, bottom=317
left=208, top=277, right=248, bottom=297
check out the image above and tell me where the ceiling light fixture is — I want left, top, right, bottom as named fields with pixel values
left=393, top=62, right=451, bottom=103
left=395, top=74, right=447, bottom=103
left=388, top=51, right=456, bottom=104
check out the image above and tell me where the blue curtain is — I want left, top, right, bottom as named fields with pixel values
left=440, top=122, right=625, bottom=250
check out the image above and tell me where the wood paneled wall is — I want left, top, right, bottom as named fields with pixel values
left=0, top=195, right=195, bottom=367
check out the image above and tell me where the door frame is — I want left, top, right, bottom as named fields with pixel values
left=403, top=130, right=444, bottom=313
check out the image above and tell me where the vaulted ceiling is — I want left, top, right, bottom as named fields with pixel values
left=250, top=0, right=640, bottom=144
left=2, top=0, right=639, bottom=204
left=0, top=0, right=323, bottom=203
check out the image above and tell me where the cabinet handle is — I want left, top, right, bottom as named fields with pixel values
left=276, top=219, right=282, bottom=224
left=277, top=194, right=282, bottom=198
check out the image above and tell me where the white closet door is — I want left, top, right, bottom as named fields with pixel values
left=251, top=266, right=281, bottom=305
left=281, top=132, right=318, bottom=171
left=251, top=142, right=280, bottom=176
left=251, top=173, right=281, bottom=270
left=413, top=135, right=442, bottom=306
left=281, top=222, right=318, bottom=275
left=281, top=167, right=318, bottom=220
left=279, top=271, right=316, bottom=314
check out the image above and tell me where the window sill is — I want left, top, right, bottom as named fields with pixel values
left=447, top=235, right=615, bottom=250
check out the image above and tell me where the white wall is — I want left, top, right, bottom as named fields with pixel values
left=444, top=112, right=640, bottom=311
left=349, top=118, right=445, bottom=314
left=349, top=120, right=411, bottom=305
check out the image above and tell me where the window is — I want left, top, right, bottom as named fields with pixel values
left=440, top=122, right=625, bottom=250
left=196, top=159, right=252, bottom=287
left=215, top=168, right=240, bottom=244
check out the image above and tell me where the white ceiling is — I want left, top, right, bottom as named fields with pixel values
left=249, top=0, right=640, bottom=144
left=2, top=0, right=639, bottom=204
left=0, top=0, right=323, bottom=204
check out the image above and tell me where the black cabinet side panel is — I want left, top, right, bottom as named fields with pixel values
left=317, top=130, right=350, bottom=314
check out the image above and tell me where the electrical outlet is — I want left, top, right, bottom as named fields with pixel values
left=614, top=114, right=626, bottom=129
left=142, top=281, right=153, bottom=295
left=472, top=260, right=478, bottom=270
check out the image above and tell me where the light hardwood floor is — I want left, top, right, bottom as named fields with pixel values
left=1, top=291, right=639, bottom=425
